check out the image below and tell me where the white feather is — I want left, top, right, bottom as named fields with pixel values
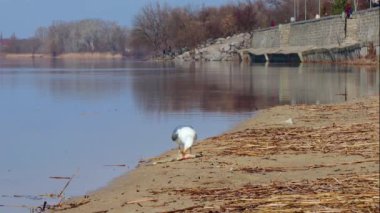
left=284, top=118, right=293, bottom=125
left=172, top=126, right=197, bottom=152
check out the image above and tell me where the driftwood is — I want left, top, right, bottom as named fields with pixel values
left=103, top=164, right=128, bottom=167
left=49, top=176, right=71, bottom=180
left=57, top=170, right=78, bottom=201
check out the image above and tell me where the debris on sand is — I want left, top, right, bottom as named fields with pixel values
left=156, top=173, right=379, bottom=212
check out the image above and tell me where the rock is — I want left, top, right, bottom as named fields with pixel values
left=175, top=32, right=250, bottom=62
left=175, top=51, right=192, bottom=61
left=210, top=52, right=223, bottom=61
left=215, top=38, right=226, bottom=44
left=219, top=43, right=231, bottom=52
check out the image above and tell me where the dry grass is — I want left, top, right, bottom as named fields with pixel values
left=210, top=123, right=379, bottom=158
left=160, top=173, right=379, bottom=212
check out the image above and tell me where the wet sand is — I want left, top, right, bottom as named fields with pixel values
left=54, top=96, right=379, bottom=212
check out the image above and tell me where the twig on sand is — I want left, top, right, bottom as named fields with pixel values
left=122, top=198, right=158, bottom=206
left=57, top=169, right=79, bottom=204
left=160, top=205, right=204, bottom=213
left=92, top=210, right=108, bottom=213
left=51, top=199, right=90, bottom=211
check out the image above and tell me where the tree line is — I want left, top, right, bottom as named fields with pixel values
left=131, top=0, right=373, bottom=56
left=0, top=0, right=373, bottom=57
left=1, top=19, right=128, bottom=56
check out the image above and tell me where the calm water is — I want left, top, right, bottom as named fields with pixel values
left=0, top=59, right=378, bottom=212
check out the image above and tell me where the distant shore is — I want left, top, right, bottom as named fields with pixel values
left=1, top=52, right=123, bottom=60
left=2, top=52, right=378, bottom=66
left=53, top=95, right=379, bottom=212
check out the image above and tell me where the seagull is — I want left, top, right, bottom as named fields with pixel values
left=171, top=126, right=197, bottom=160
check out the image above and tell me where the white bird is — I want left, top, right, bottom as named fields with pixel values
left=284, top=118, right=294, bottom=125
left=171, top=126, right=197, bottom=160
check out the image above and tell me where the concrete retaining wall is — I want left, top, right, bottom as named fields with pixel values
left=355, top=8, right=380, bottom=45
left=251, top=27, right=281, bottom=48
left=302, top=44, right=362, bottom=63
left=288, top=16, right=345, bottom=47
left=251, top=8, right=379, bottom=49
left=246, top=8, right=379, bottom=63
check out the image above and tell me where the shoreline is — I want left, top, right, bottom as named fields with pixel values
left=53, top=95, right=379, bottom=212
left=1, top=52, right=124, bottom=60
left=1, top=53, right=379, bottom=66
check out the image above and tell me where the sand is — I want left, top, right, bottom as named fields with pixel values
left=52, top=96, right=379, bottom=212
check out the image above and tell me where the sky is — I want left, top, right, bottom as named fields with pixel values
left=0, top=0, right=233, bottom=38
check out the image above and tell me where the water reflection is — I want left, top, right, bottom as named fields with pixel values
left=132, top=62, right=379, bottom=114
left=35, top=74, right=130, bottom=101
left=1, top=59, right=378, bottom=112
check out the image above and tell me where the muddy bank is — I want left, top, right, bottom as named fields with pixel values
left=54, top=96, right=379, bottom=212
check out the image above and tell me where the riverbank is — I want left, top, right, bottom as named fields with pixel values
left=174, top=8, right=379, bottom=65
left=1, top=52, right=123, bottom=60
left=52, top=95, right=379, bottom=212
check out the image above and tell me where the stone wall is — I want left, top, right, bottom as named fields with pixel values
left=251, top=27, right=281, bottom=48
left=251, top=8, right=379, bottom=49
left=355, top=8, right=380, bottom=45
left=288, top=16, right=345, bottom=47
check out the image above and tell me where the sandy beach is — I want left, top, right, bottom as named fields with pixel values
left=53, top=96, right=379, bottom=212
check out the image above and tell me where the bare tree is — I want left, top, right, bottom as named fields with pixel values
left=132, top=2, right=171, bottom=54
left=32, top=19, right=128, bottom=55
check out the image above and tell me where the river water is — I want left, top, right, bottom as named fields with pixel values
left=0, top=59, right=378, bottom=212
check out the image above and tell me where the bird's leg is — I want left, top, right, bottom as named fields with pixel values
left=177, top=146, right=183, bottom=160
left=176, top=150, right=186, bottom=160
left=182, top=148, right=195, bottom=159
